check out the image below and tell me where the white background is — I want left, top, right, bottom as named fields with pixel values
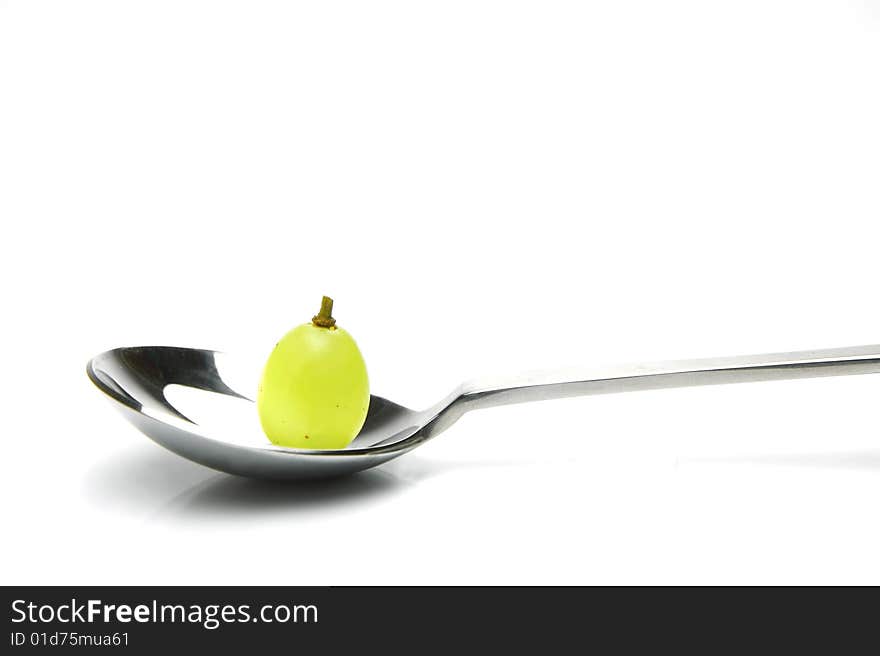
left=2, top=0, right=880, bottom=585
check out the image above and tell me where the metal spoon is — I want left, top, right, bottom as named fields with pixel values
left=87, top=344, right=880, bottom=480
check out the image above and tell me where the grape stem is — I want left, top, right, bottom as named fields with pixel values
left=312, top=296, right=337, bottom=328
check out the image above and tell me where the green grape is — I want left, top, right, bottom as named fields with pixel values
left=257, top=296, right=369, bottom=449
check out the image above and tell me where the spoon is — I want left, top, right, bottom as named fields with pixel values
left=87, top=344, right=880, bottom=480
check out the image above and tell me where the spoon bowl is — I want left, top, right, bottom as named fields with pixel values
left=87, top=346, right=462, bottom=479
left=88, top=344, right=880, bottom=480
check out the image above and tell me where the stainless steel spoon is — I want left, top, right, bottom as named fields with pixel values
left=87, top=344, right=880, bottom=480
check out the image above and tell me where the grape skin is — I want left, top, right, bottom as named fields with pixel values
left=257, top=323, right=369, bottom=450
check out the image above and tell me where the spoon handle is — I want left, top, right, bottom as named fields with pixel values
left=460, top=344, right=880, bottom=410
